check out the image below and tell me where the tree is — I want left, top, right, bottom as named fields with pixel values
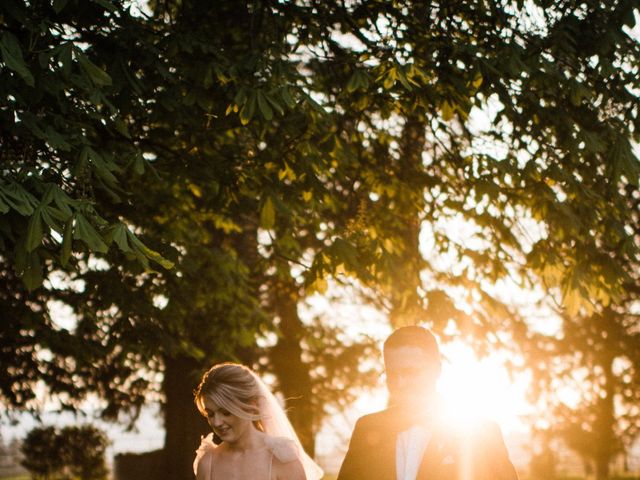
left=0, top=0, right=177, bottom=416
left=20, top=426, right=64, bottom=479
left=59, top=425, right=109, bottom=480
left=529, top=436, right=557, bottom=480
left=20, top=425, right=108, bottom=480
left=523, top=137, right=640, bottom=479
left=525, top=299, right=640, bottom=479
left=0, top=0, right=173, bottom=291
left=3, top=1, right=640, bottom=480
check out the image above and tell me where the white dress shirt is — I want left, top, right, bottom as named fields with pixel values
left=396, top=424, right=431, bottom=480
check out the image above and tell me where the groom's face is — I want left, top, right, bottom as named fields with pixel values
left=385, top=346, right=440, bottom=407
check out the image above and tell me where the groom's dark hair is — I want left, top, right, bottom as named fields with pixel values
left=383, top=325, right=440, bottom=363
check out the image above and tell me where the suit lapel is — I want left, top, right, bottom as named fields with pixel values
left=416, top=424, right=458, bottom=480
left=372, top=405, right=454, bottom=480
left=378, top=408, right=402, bottom=480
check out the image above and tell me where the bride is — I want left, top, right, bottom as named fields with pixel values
left=193, top=362, right=324, bottom=480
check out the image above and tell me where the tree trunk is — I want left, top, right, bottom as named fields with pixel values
left=594, top=353, right=616, bottom=480
left=389, top=114, right=427, bottom=327
left=162, top=354, right=210, bottom=480
left=270, top=275, right=316, bottom=456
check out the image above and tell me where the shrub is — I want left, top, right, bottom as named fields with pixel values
left=20, top=425, right=109, bottom=480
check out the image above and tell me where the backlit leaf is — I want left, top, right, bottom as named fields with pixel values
left=260, top=197, right=276, bottom=229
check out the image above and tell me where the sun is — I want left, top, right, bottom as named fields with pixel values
left=437, top=342, right=532, bottom=434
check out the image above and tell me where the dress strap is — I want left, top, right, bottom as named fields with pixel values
left=269, top=451, right=274, bottom=479
left=210, top=450, right=215, bottom=479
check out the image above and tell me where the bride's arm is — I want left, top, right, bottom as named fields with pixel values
left=195, top=450, right=213, bottom=480
left=194, top=435, right=217, bottom=480
left=274, top=457, right=306, bottom=480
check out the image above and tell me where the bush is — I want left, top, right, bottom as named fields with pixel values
left=20, top=427, right=64, bottom=479
left=20, top=425, right=109, bottom=480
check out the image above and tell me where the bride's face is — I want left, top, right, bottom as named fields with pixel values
left=203, top=397, right=254, bottom=444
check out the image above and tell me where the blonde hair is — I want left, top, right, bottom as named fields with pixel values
left=194, top=363, right=263, bottom=422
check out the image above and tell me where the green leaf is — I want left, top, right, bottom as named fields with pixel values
left=569, top=84, right=592, bottom=107
left=84, top=147, right=119, bottom=187
left=256, top=90, right=273, bottom=121
left=265, top=93, right=285, bottom=116
left=260, top=197, right=276, bottom=229
left=278, top=162, right=296, bottom=181
left=203, top=64, right=214, bottom=89
left=581, top=129, right=606, bottom=154
left=107, top=223, right=132, bottom=252
left=0, top=182, right=38, bottom=215
left=60, top=217, right=73, bottom=267
left=440, top=100, right=455, bottom=121
left=74, top=213, right=108, bottom=253
left=114, top=118, right=131, bottom=138
left=127, top=231, right=174, bottom=270
left=76, top=50, right=112, bottom=86
left=48, top=187, right=74, bottom=219
left=44, top=126, right=72, bottom=151
left=318, top=134, right=336, bottom=153
left=105, top=223, right=173, bottom=270
left=132, top=152, right=146, bottom=175
left=396, top=69, right=413, bottom=91
left=41, top=205, right=69, bottom=231
left=26, top=208, right=43, bottom=252
left=280, top=86, right=296, bottom=109
left=91, top=0, right=117, bottom=13
left=14, top=240, right=27, bottom=274
left=470, top=72, right=483, bottom=89
left=3, top=0, right=26, bottom=23
left=57, top=43, right=73, bottom=78
left=346, top=70, right=361, bottom=93
left=233, top=87, right=248, bottom=106
left=332, top=238, right=360, bottom=268
left=53, top=0, right=70, bottom=13
left=1, top=32, right=35, bottom=86
left=0, top=195, right=9, bottom=214
left=75, top=145, right=90, bottom=178
left=623, top=8, right=636, bottom=28
left=18, top=112, right=46, bottom=139
left=382, top=68, right=397, bottom=89
left=308, top=276, right=328, bottom=294
left=23, top=251, right=43, bottom=291
left=239, top=91, right=256, bottom=125
left=301, top=91, right=327, bottom=115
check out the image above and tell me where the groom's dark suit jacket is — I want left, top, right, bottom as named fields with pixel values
left=337, top=406, right=519, bottom=480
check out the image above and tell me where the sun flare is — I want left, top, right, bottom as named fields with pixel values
left=437, top=342, right=531, bottom=434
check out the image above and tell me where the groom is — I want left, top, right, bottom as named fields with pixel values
left=337, top=326, right=519, bottom=480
